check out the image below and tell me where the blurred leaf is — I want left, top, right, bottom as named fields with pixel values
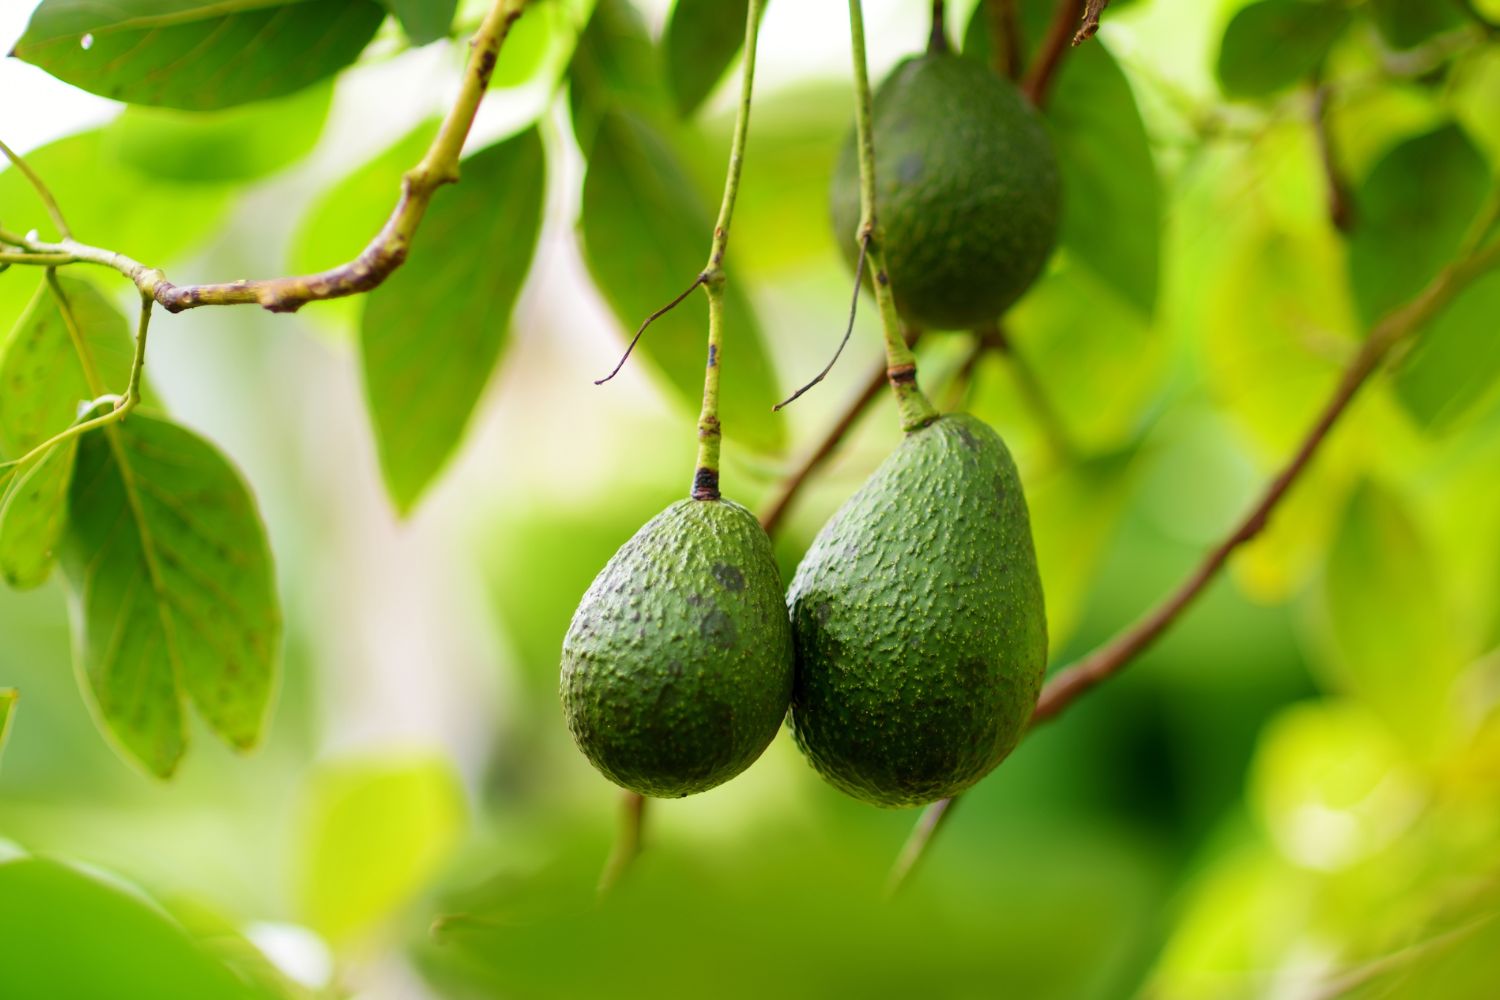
left=663, top=0, right=756, bottom=118
left=360, top=127, right=545, bottom=514
left=1250, top=699, right=1422, bottom=871
left=1322, top=481, right=1465, bottom=754
left=1339, top=900, right=1500, bottom=999
left=1215, top=0, right=1351, bottom=98
left=61, top=413, right=281, bottom=778
left=380, top=0, right=458, bottom=45
left=0, top=277, right=137, bottom=589
left=292, top=119, right=442, bottom=276
left=1367, top=0, right=1466, bottom=51
left=102, top=84, right=333, bottom=185
left=1453, top=47, right=1500, bottom=168
left=0, top=856, right=280, bottom=1000
left=964, top=5, right=1161, bottom=314
left=1348, top=124, right=1491, bottom=327
left=580, top=111, right=784, bottom=453
left=568, top=0, right=667, bottom=150
left=295, top=753, right=467, bottom=948
left=0, top=689, right=14, bottom=766
left=1392, top=269, right=1500, bottom=433
left=13, top=0, right=386, bottom=112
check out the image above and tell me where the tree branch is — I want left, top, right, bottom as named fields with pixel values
left=0, top=0, right=530, bottom=314
left=1021, top=0, right=1083, bottom=106
left=1074, top=0, right=1110, bottom=46
left=1311, top=82, right=1355, bottom=233
left=597, top=791, right=645, bottom=896
left=987, top=0, right=1024, bottom=81
left=889, top=189, right=1500, bottom=891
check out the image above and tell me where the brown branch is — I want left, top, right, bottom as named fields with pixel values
left=760, top=353, right=890, bottom=538
left=0, top=0, right=529, bottom=314
left=597, top=791, right=646, bottom=897
left=1074, top=0, right=1109, bottom=46
left=929, top=0, right=950, bottom=53
left=886, top=795, right=958, bottom=896
left=891, top=194, right=1500, bottom=888
left=987, top=0, right=1023, bottom=81
left=1021, top=0, right=1083, bottom=106
left=1311, top=83, right=1355, bottom=233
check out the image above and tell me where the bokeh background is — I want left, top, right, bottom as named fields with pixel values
left=2, top=0, right=1500, bottom=996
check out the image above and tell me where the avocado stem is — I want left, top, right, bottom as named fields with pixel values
left=847, top=0, right=940, bottom=434
left=690, top=0, right=768, bottom=498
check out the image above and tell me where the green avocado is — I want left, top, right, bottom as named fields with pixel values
left=561, top=497, right=794, bottom=798
left=829, top=53, right=1061, bottom=331
left=787, top=414, right=1047, bottom=807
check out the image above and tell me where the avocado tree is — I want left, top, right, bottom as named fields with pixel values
left=2, top=0, right=1500, bottom=996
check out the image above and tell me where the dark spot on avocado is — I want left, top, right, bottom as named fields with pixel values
left=711, top=563, right=745, bottom=592
left=954, top=422, right=980, bottom=451
left=700, top=608, right=737, bottom=649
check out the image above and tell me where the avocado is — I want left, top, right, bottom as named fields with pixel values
left=561, top=497, right=794, bottom=797
left=829, top=53, right=1061, bottom=331
left=787, top=414, right=1047, bottom=807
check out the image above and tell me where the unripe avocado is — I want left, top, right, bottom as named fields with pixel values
left=787, top=414, right=1047, bottom=807
left=829, top=53, right=1061, bottom=331
left=561, top=497, right=794, bottom=797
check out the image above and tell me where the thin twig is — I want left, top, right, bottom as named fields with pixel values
left=988, top=0, right=1023, bottom=81
left=1311, top=82, right=1355, bottom=233
left=886, top=795, right=957, bottom=897
left=0, top=0, right=530, bottom=313
left=0, top=137, right=71, bottom=238
left=775, top=237, right=869, bottom=411
left=760, top=354, right=890, bottom=538
left=1022, top=0, right=1083, bottom=106
left=597, top=791, right=645, bottom=897
left=594, top=275, right=706, bottom=384
left=1073, top=0, right=1109, bottom=46
left=929, top=0, right=949, bottom=53
left=891, top=190, right=1500, bottom=889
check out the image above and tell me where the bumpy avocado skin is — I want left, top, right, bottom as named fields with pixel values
left=561, top=498, right=794, bottom=798
left=829, top=53, right=1061, bottom=331
left=788, top=414, right=1047, bottom=807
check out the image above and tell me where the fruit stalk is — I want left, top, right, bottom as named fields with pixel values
left=846, top=0, right=939, bottom=433
left=691, top=0, right=768, bottom=499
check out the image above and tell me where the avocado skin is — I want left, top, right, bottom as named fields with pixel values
left=829, top=53, right=1061, bottom=331
left=787, top=414, right=1047, bottom=807
left=561, top=498, right=794, bottom=798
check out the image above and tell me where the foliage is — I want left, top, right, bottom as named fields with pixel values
left=1, top=0, right=1499, bottom=997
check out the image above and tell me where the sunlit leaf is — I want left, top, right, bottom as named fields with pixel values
left=1392, top=269, right=1500, bottom=433
left=1216, top=0, right=1351, bottom=98
left=580, top=111, right=784, bottom=453
left=1321, top=481, right=1465, bottom=754
left=62, top=413, right=281, bottom=778
left=663, top=0, right=756, bottom=118
left=964, top=3, right=1161, bottom=314
left=13, top=0, right=386, bottom=111
left=0, top=689, right=15, bottom=767
left=567, top=0, right=667, bottom=149
left=1250, top=699, right=1422, bottom=871
left=0, top=277, right=137, bottom=589
left=0, top=856, right=281, bottom=999
left=380, top=0, right=458, bottom=45
left=1348, top=124, right=1491, bottom=327
left=360, top=127, right=545, bottom=514
left=102, top=84, right=334, bottom=185
left=295, top=753, right=467, bottom=948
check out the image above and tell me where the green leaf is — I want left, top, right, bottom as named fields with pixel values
left=580, top=111, right=785, bottom=454
left=962, top=5, right=1160, bottom=315
left=0, top=689, right=15, bottom=766
left=1368, top=0, right=1466, bottom=51
left=568, top=0, right=667, bottom=150
left=13, top=0, right=386, bottom=111
left=1392, top=269, right=1500, bottom=433
left=663, top=0, right=755, bottom=118
left=0, top=856, right=279, bottom=1000
left=1348, top=124, right=1491, bottom=327
left=295, top=753, right=466, bottom=948
left=0, top=277, right=138, bottom=590
left=1216, top=0, right=1352, bottom=98
left=380, top=0, right=458, bottom=45
left=1322, top=481, right=1465, bottom=754
left=102, top=83, right=334, bottom=184
left=61, top=413, right=281, bottom=778
left=360, top=127, right=546, bottom=514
